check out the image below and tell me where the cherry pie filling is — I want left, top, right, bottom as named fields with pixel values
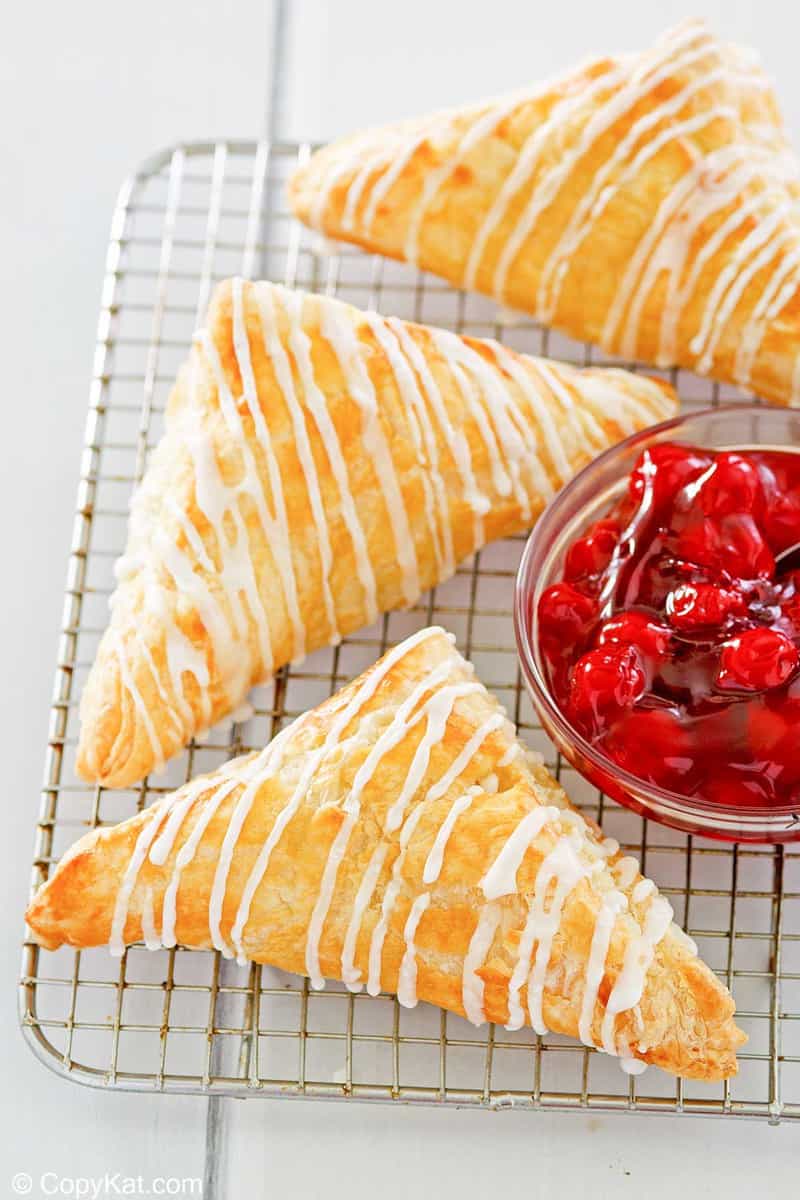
left=536, top=443, right=800, bottom=809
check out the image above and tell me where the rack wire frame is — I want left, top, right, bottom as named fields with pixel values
left=18, top=139, right=800, bottom=1121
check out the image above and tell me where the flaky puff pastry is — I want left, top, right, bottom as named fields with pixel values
left=77, top=279, right=674, bottom=788
left=290, top=19, right=800, bottom=406
left=33, top=627, right=744, bottom=1081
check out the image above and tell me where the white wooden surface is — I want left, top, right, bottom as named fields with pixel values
left=4, top=2, right=800, bottom=1196
left=0, top=1, right=271, bottom=1192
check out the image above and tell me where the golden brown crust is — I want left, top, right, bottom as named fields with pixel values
left=32, top=628, right=744, bottom=1081
left=289, top=20, right=800, bottom=406
left=76, top=279, right=675, bottom=788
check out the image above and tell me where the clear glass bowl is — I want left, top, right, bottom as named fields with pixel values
left=514, top=404, right=800, bottom=843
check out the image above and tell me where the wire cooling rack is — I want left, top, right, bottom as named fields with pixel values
left=19, top=139, right=800, bottom=1120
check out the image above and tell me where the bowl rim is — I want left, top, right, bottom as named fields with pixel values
left=513, top=402, right=800, bottom=835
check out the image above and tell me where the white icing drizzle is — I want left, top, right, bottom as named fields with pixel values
left=280, top=288, right=379, bottom=624
left=426, top=712, right=505, bottom=804
left=491, top=345, right=574, bottom=481
left=341, top=144, right=391, bottom=231
left=609, top=142, right=797, bottom=362
left=734, top=248, right=800, bottom=385
left=194, top=331, right=276, bottom=676
left=506, top=834, right=591, bottom=1032
left=447, top=356, right=511, bottom=510
left=480, top=806, right=559, bottom=901
left=303, top=657, right=463, bottom=988
left=632, top=878, right=656, bottom=905
left=578, top=888, right=628, bottom=1045
left=114, top=634, right=165, bottom=773
left=109, top=802, right=166, bottom=956
left=422, top=788, right=477, bottom=885
left=620, top=1056, right=648, bottom=1077
left=209, top=773, right=267, bottom=958
left=462, top=903, right=503, bottom=1025
left=364, top=314, right=452, bottom=577
left=361, top=115, right=447, bottom=232
left=161, top=776, right=242, bottom=948
left=384, top=681, right=484, bottom=832
left=693, top=218, right=796, bottom=375
left=690, top=199, right=792, bottom=354
left=231, top=278, right=306, bottom=659
left=254, top=283, right=339, bottom=643
left=498, top=743, right=520, bottom=768
left=133, top=632, right=182, bottom=739
left=463, top=64, right=629, bottom=291
left=309, top=154, right=351, bottom=231
left=309, top=129, right=387, bottom=230
left=367, top=800, right=428, bottom=996
left=601, top=893, right=674, bottom=1055
left=337, top=677, right=484, bottom=990
left=576, top=372, right=657, bottom=435
left=388, top=319, right=489, bottom=528
left=140, top=886, right=161, bottom=952
left=403, top=94, right=526, bottom=265
left=490, top=27, right=714, bottom=301
left=537, top=63, right=733, bottom=321
left=341, top=842, right=389, bottom=992
left=531, top=359, right=605, bottom=452
left=396, top=892, right=431, bottom=1008
left=231, top=627, right=441, bottom=964
left=669, top=922, right=698, bottom=957
left=632, top=152, right=758, bottom=361
left=433, top=330, right=542, bottom=517
left=367, top=709, right=505, bottom=995
left=583, top=166, right=717, bottom=342
left=153, top=454, right=239, bottom=675
left=206, top=727, right=299, bottom=957
left=149, top=777, right=209, bottom=866
left=614, top=856, right=640, bottom=890
left=156, top=596, right=212, bottom=729
left=319, top=300, right=420, bottom=606
left=442, top=334, right=535, bottom=511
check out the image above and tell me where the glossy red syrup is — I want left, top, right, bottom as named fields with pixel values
left=536, top=443, right=800, bottom=809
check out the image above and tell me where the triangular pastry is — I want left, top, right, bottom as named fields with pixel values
left=31, top=627, right=744, bottom=1080
left=289, top=20, right=800, bottom=406
left=78, top=278, right=674, bottom=787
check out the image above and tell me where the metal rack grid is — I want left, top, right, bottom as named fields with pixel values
left=19, top=139, right=800, bottom=1120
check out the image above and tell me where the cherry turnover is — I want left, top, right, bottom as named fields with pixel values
left=536, top=443, right=800, bottom=809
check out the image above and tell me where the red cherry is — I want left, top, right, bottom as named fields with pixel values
left=628, top=443, right=712, bottom=510
left=702, top=772, right=775, bottom=808
left=603, top=707, right=693, bottom=790
left=695, top=452, right=765, bottom=518
left=778, top=573, right=800, bottom=636
left=718, top=515, right=775, bottom=581
left=675, top=514, right=774, bottom=583
left=674, top=516, right=725, bottom=576
left=537, top=583, right=598, bottom=649
left=665, top=583, right=746, bottom=631
left=564, top=519, right=620, bottom=582
left=748, top=698, right=800, bottom=784
left=596, top=610, right=672, bottom=659
left=767, top=498, right=800, bottom=554
left=716, top=628, right=799, bottom=692
left=568, top=644, right=646, bottom=735
left=761, top=471, right=800, bottom=553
